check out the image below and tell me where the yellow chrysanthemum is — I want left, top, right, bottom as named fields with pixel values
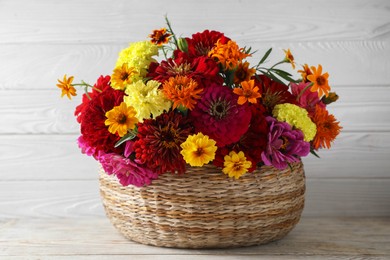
left=56, top=74, right=76, bottom=100
left=116, top=41, right=158, bottom=79
left=272, top=103, right=317, bottom=142
left=124, top=80, right=171, bottom=122
left=180, top=133, right=217, bottom=167
left=110, top=63, right=137, bottom=90
left=222, top=151, right=252, bottom=179
left=104, top=102, right=138, bottom=137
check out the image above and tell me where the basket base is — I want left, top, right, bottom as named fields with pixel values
left=100, top=162, right=305, bottom=248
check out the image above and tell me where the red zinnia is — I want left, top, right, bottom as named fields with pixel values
left=79, top=87, right=125, bottom=156
left=255, top=75, right=297, bottom=113
left=190, top=83, right=252, bottom=147
left=185, top=30, right=230, bottom=58
left=133, top=111, right=194, bottom=175
left=74, top=75, right=111, bottom=123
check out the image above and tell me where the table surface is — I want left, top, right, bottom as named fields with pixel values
left=1, top=217, right=389, bottom=259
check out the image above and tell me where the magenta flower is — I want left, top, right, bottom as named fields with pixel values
left=291, top=82, right=325, bottom=115
left=190, top=83, right=251, bottom=147
left=98, top=153, right=158, bottom=187
left=261, top=117, right=310, bottom=169
left=77, top=135, right=96, bottom=157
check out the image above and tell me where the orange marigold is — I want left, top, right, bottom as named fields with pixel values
left=233, top=61, right=256, bottom=84
left=283, top=49, right=296, bottom=69
left=149, top=28, right=171, bottom=45
left=311, top=105, right=341, bottom=150
left=298, top=64, right=312, bottom=82
left=162, top=75, right=203, bottom=110
left=233, top=79, right=261, bottom=105
left=208, top=39, right=250, bottom=71
left=307, top=64, right=331, bottom=97
left=57, top=74, right=76, bottom=100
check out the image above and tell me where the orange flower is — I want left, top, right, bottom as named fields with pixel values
left=149, top=28, right=171, bottom=45
left=233, top=79, right=261, bottom=105
left=298, top=64, right=312, bottom=82
left=233, top=61, right=256, bottom=84
left=311, top=105, right=341, bottom=150
left=307, top=64, right=331, bottom=97
left=57, top=74, right=76, bottom=100
left=283, top=49, right=295, bottom=69
left=208, top=40, right=250, bottom=71
left=162, top=75, right=203, bottom=110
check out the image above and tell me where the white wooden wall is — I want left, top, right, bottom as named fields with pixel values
left=0, top=0, right=389, bottom=218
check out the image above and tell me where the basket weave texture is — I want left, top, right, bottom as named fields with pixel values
left=99, top=162, right=305, bottom=248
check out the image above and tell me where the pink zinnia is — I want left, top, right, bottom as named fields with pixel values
left=99, top=152, right=158, bottom=187
left=291, top=82, right=325, bottom=115
left=190, top=83, right=252, bottom=147
left=261, top=117, right=310, bottom=170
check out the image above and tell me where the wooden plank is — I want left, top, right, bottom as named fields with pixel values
left=0, top=178, right=389, bottom=218
left=0, top=41, right=389, bottom=90
left=0, top=132, right=389, bottom=180
left=1, top=217, right=389, bottom=257
left=0, top=86, right=388, bottom=134
left=0, top=0, right=389, bottom=44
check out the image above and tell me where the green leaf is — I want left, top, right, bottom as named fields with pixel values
left=258, top=48, right=272, bottom=65
left=271, top=68, right=293, bottom=77
left=114, top=128, right=138, bottom=148
left=266, top=71, right=286, bottom=86
left=271, top=69, right=298, bottom=83
left=310, top=148, right=321, bottom=158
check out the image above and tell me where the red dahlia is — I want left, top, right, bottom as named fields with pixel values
left=79, top=87, right=125, bottom=156
left=133, top=111, right=194, bottom=175
left=190, top=83, right=252, bottom=147
left=185, top=30, right=230, bottom=58
left=74, top=75, right=111, bottom=123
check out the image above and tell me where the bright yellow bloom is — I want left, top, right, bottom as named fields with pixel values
left=208, top=40, right=250, bottom=71
left=162, top=75, right=203, bottom=110
left=111, top=63, right=137, bottom=90
left=124, top=80, right=171, bottom=122
left=283, top=49, right=296, bottom=69
left=222, top=151, right=252, bottom=179
left=233, top=79, right=261, bottom=105
left=307, top=64, right=331, bottom=97
left=56, top=74, right=76, bottom=100
left=273, top=103, right=317, bottom=142
left=180, top=133, right=217, bottom=167
left=116, top=41, right=158, bottom=79
left=105, top=102, right=138, bottom=137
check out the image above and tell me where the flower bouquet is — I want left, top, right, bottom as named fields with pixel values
left=57, top=18, right=341, bottom=248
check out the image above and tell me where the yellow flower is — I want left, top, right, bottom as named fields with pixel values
left=124, top=80, right=171, bottom=122
left=208, top=40, right=250, bottom=71
left=116, top=41, right=158, bottom=79
left=283, top=49, right=296, bottom=69
left=222, top=151, right=252, bottom=179
left=111, top=63, right=137, bottom=90
left=56, top=74, right=76, bottom=100
left=272, top=103, right=317, bottom=142
left=180, top=133, right=217, bottom=167
left=105, top=102, right=138, bottom=137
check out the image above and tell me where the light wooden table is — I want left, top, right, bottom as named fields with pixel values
left=1, top=217, right=389, bottom=259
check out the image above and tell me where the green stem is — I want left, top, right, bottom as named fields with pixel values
left=296, top=82, right=313, bottom=100
left=164, top=15, right=179, bottom=48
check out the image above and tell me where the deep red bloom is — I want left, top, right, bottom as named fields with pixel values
left=79, top=87, right=125, bottom=156
left=147, top=54, right=223, bottom=87
left=255, top=75, right=297, bottom=114
left=74, top=75, right=111, bottom=123
left=133, top=111, right=194, bottom=175
left=185, top=30, right=230, bottom=58
left=213, top=103, right=268, bottom=172
left=190, top=83, right=252, bottom=147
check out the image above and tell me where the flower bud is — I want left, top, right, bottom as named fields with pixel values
left=177, top=38, right=188, bottom=53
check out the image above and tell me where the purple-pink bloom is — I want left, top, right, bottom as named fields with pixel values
left=291, top=82, right=325, bottom=115
left=98, top=152, right=158, bottom=187
left=77, top=135, right=96, bottom=157
left=261, top=117, right=310, bottom=170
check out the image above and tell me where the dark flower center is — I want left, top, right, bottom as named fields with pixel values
left=117, top=114, right=127, bottom=124
left=121, top=72, right=130, bottom=81
left=316, top=76, right=326, bottom=86
left=209, top=98, right=230, bottom=120
left=280, top=136, right=289, bottom=151
left=160, top=124, right=180, bottom=148
left=195, top=148, right=204, bottom=156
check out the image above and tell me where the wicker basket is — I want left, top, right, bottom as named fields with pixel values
left=99, top=162, right=305, bottom=248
